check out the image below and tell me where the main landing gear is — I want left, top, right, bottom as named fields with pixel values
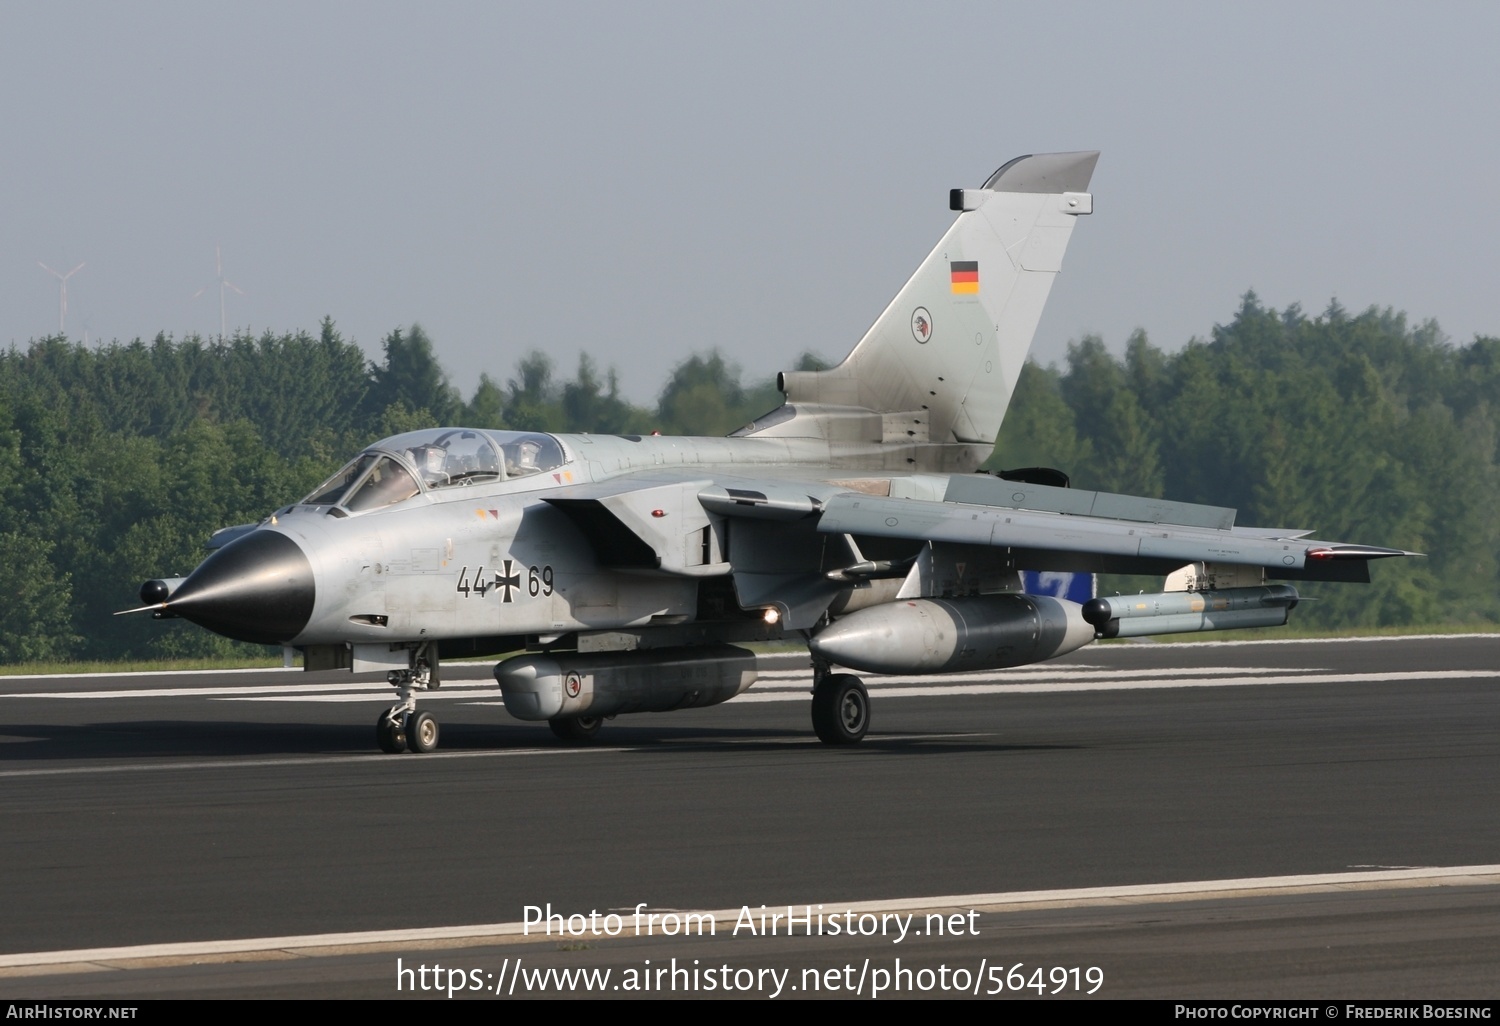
left=548, top=716, right=602, bottom=742
left=810, top=661, right=869, bottom=745
left=375, top=643, right=441, bottom=754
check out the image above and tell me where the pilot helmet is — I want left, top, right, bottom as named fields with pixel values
left=405, top=444, right=447, bottom=480
left=517, top=440, right=541, bottom=469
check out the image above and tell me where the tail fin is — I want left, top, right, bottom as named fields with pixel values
left=775, top=151, right=1097, bottom=449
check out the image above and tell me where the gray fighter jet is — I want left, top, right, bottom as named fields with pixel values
left=126, top=151, right=1411, bottom=752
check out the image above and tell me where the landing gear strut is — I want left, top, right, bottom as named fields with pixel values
left=810, top=660, right=869, bottom=745
left=375, top=707, right=406, bottom=753
left=375, top=642, right=441, bottom=754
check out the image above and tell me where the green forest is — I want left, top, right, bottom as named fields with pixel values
left=2, top=292, right=1496, bottom=664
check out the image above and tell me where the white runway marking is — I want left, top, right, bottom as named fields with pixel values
left=10, top=665, right=1496, bottom=704
left=1097, top=632, right=1500, bottom=648
left=1, top=684, right=486, bottom=702
left=228, top=666, right=1302, bottom=703
left=732, top=669, right=1496, bottom=701
left=760, top=663, right=1118, bottom=678
left=751, top=665, right=1298, bottom=688
left=3, top=864, right=1496, bottom=973
left=224, top=689, right=493, bottom=704
left=0, top=745, right=630, bottom=781
left=4, top=683, right=495, bottom=701
left=0, top=666, right=296, bottom=682
left=1, top=632, right=1493, bottom=685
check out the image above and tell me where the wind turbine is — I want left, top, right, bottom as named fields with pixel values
left=38, top=261, right=85, bottom=334
left=189, top=245, right=245, bottom=339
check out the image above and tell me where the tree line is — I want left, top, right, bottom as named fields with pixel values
left=2, top=294, right=1495, bottom=662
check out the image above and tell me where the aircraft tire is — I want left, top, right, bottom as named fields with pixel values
left=376, top=710, right=406, bottom=754
left=548, top=716, right=602, bottom=742
left=407, top=711, right=440, bottom=753
left=812, top=673, right=869, bottom=745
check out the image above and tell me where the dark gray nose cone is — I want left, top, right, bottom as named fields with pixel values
left=168, top=531, right=315, bottom=645
left=139, top=579, right=172, bottom=604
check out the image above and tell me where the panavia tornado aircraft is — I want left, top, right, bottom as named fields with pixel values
left=126, top=150, right=1411, bottom=752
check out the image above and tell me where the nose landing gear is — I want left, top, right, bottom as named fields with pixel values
left=375, top=643, right=441, bottom=754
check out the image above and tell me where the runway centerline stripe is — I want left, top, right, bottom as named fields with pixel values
left=3, top=864, right=1497, bottom=972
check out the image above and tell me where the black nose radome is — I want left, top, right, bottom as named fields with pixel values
left=140, top=579, right=172, bottom=604
left=167, top=531, right=315, bottom=645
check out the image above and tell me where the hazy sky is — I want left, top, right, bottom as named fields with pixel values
left=5, top=2, right=1497, bottom=403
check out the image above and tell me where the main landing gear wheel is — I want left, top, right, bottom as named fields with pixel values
left=811, top=673, right=869, bottom=745
left=407, top=710, right=440, bottom=753
left=375, top=710, right=407, bottom=754
left=548, top=716, right=602, bottom=742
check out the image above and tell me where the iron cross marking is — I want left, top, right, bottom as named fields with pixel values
left=495, top=559, right=522, bottom=603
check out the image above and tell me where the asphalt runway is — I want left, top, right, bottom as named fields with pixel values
left=2, top=634, right=1498, bottom=999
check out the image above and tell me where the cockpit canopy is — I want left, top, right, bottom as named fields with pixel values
left=300, top=429, right=568, bottom=511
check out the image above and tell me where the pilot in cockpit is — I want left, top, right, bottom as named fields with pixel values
left=505, top=439, right=542, bottom=477
left=405, top=444, right=449, bottom=486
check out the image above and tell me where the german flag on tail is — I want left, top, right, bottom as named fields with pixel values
left=950, top=260, right=979, bottom=295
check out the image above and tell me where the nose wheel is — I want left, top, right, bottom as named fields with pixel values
left=407, top=710, right=440, bottom=753
left=375, top=644, right=441, bottom=753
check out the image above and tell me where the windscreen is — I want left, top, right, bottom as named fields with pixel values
left=344, top=457, right=420, bottom=511
left=302, top=454, right=376, bottom=505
